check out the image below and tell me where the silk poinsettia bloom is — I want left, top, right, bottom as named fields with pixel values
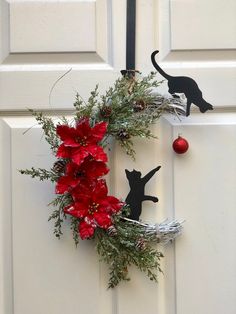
left=64, top=180, right=123, bottom=237
left=71, top=180, right=123, bottom=215
left=55, top=158, right=109, bottom=194
left=56, top=118, right=108, bottom=166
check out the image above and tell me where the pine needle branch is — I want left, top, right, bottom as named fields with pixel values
left=48, top=194, right=72, bottom=239
left=28, top=109, right=60, bottom=154
left=95, top=217, right=164, bottom=288
left=19, top=167, right=58, bottom=182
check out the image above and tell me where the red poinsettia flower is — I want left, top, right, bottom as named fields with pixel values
left=56, top=118, right=108, bottom=166
left=55, top=158, right=109, bottom=194
left=71, top=179, right=123, bottom=215
left=64, top=180, right=123, bottom=234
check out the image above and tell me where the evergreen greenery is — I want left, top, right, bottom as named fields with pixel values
left=96, top=216, right=164, bottom=288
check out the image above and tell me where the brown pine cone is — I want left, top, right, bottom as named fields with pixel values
left=107, top=225, right=117, bottom=236
left=100, top=105, right=112, bottom=118
left=135, top=238, right=147, bottom=250
left=52, top=160, right=66, bottom=174
left=133, top=99, right=146, bottom=112
left=117, top=129, right=130, bottom=140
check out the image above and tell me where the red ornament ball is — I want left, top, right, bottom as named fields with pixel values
left=172, top=136, right=189, bottom=154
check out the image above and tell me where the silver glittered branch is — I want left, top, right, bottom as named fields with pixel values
left=123, top=217, right=185, bottom=245
left=148, top=92, right=187, bottom=116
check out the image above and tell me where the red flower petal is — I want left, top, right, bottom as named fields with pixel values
left=63, top=204, right=80, bottom=217
left=92, top=179, right=108, bottom=200
left=79, top=221, right=95, bottom=239
left=57, top=125, right=79, bottom=147
left=64, top=201, right=89, bottom=218
left=101, top=196, right=124, bottom=213
left=93, top=212, right=112, bottom=229
left=91, top=122, right=108, bottom=143
left=71, top=182, right=95, bottom=201
left=56, top=144, right=71, bottom=158
left=74, top=202, right=89, bottom=218
left=85, top=160, right=109, bottom=178
left=55, top=175, right=79, bottom=194
left=65, top=162, right=78, bottom=175
left=75, top=118, right=91, bottom=138
left=71, top=147, right=90, bottom=166
left=86, top=144, right=108, bottom=162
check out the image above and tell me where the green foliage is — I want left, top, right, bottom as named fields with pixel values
left=19, top=167, right=58, bottom=182
left=72, top=72, right=184, bottom=158
left=28, top=109, right=60, bottom=154
left=70, top=216, right=80, bottom=247
left=48, top=194, right=72, bottom=238
left=73, top=85, right=99, bottom=122
left=96, top=216, right=164, bottom=288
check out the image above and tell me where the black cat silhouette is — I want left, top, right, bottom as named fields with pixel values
left=151, top=50, right=213, bottom=116
left=125, top=166, right=161, bottom=221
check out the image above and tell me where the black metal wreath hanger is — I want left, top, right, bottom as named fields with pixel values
left=121, top=0, right=137, bottom=78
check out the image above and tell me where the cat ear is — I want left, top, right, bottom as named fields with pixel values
left=125, top=169, right=130, bottom=175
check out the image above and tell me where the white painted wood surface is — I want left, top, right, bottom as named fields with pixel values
left=0, top=0, right=236, bottom=313
left=10, top=2, right=96, bottom=52
left=166, top=113, right=236, bottom=314
left=170, top=0, right=236, bottom=50
left=0, top=0, right=126, bottom=110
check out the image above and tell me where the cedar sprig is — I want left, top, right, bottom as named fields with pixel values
left=48, top=194, right=72, bottom=238
left=28, top=109, right=60, bottom=154
left=19, top=167, right=58, bottom=182
left=74, top=85, right=99, bottom=121
left=96, top=214, right=164, bottom=288
left=70, top=217, right=80, bottom=247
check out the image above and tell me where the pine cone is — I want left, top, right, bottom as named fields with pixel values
left=136, top=238, right=147, bottom=250
left=117, top=129, right=130, bottom=140
left=100, top=105, right=112, bottom=118
left=52, top=160, right=66, bottom=174
left=107, top=225, right=117, bottom=236
left=133, top=99, right=146, bottom=112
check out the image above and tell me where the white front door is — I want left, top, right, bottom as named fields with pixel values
left=0, top=1, right=236, bottom=313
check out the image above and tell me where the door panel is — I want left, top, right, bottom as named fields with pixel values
left=170, top=114, right=236, bottom=314
left=0, top=117, right=115, bottom=314
left=0, top=0, right=126, bottom=110
left=136, top=0, right=236, bottom=108
left=170, top=0, right=236, bottom=50
left=10, top=2, right=96, bottom=52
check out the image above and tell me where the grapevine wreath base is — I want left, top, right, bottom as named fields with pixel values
left=20, top=72, right=185, bottom=288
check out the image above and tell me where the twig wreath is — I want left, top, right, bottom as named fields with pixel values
left=20, top=72, right=185, bottom=288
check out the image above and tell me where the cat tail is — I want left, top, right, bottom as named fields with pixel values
left=151, top=50, right=172, bottom=80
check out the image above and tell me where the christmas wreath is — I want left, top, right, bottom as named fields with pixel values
left=20, top=72, right=185, bottom=288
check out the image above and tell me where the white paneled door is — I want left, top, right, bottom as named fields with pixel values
left=0, top=1, right=236, bottom=314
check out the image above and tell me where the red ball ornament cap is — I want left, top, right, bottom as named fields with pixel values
left=172, top=136, right=189, bottom=154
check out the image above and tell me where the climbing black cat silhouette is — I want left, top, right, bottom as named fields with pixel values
left=151, top=50, right=213, bottom=116
left=125, top=166, right=161, bottom=221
